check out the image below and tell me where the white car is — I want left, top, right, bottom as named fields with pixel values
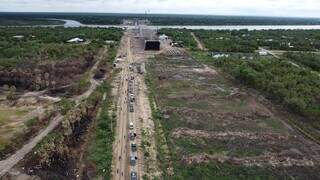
left=129, top=122, right=134, bottom=129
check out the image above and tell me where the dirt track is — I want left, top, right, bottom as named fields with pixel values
left=112, top=27, right=159, bottom=179
left=112, top=32, right=131, bottom=180
left=0, top=47, right=107, bottom=178
left=191, top=32, right=206, bottom=51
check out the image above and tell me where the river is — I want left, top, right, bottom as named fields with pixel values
left=60, top=19, right=320, bottom=30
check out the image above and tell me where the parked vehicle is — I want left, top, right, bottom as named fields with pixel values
left=130, top=156, right=137, bottom=165
left=129, top=122, right=134, bottom=129
left=129, top=132, right=137, bottom=140
left=131, top=143, right=137, bottom=152
left=129, top=102, right=134, bottom=112
left=131, top=171, right=137, bottom=180
left=130, top=94, right=135, bottom=102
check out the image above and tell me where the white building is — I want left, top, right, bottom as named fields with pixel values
left=258, top=51, right=268, bottom=56
left=67, top=37, right=84, bottom=43
left=105, top=40, right=115, bottom=44
left=12, top=35, right=24, bottom=39
left=212, top=53, right=229, bottom=58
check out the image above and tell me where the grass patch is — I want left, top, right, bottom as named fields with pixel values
left=0, top=108, right=29, bottom=125
left=172, top=162, right=277, bottom=180
left=24, top=117, right=38, bottom=128
left=88, top=82, right=115, bottom=179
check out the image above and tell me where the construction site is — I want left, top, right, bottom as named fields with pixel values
left=0, top=21, right=320, bottom=180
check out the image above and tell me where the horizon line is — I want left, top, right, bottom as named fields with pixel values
left=0, top=11, right=319, bottom=19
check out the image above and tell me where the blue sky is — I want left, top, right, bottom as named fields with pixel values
left=1, top=0, right=320, bottom=18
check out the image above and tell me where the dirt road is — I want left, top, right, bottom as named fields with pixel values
left=0, top=115, right=63, bottom=177
left=0, top=47, right=107, bottom=178
left=112, top=33, right=131, bottom=180
left=112, top=26, right=160, bottom=179
left=191, top=32, right=206, bottom=51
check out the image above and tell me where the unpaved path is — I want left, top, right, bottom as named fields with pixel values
left=191, top=32, right=206, bottom=51
left=112, top=33, right=130, bottom=180
left=112, top=27, right=160, bottom=179
left=0, top=115, right=63, bottom=177
left=259, top=47, right=280, bottom=59
left=0, top=47, right=107, bottom=178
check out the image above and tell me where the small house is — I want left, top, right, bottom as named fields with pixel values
left=105, top=40, right=115, bottom=44
left=258, top=51, right=268, bottom=56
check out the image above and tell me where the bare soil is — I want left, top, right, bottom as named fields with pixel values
left=146, top=46, right=320, bottom=178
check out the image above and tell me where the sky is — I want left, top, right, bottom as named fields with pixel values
left=1, top=0, right=320, bottom=18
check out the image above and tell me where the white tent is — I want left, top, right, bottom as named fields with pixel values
left=67, top=37, right=84, bottom=43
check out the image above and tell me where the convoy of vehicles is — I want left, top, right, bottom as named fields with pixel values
left=127, top=67, right=139, bottom=179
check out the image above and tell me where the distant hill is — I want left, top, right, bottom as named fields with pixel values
left=0, top=12, right=320, bottom=26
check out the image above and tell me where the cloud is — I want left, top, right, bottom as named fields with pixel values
left=1, top=0, right=320, bottom=18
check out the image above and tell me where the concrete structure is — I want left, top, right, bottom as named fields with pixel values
left=145, top=40, right=160, bottom=51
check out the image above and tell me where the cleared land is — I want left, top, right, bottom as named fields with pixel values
left=146, top=46, right=320, bottom=179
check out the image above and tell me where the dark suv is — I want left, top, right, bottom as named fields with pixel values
left=131, top=171, right=137, bottom=180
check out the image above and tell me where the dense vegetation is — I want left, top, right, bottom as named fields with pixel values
left=194, top=29, right=258, bottom=52
left=195, top=29, right=320, bottom=52
left=1, top=12, right=320, bottom=26
left=158, top=28, right=197, bottom=49
left=88, top=82, right=115, bottom=179
left=0, top=27, right=123, bottom=68
left=160, top=28, right=320, bottom=53
left=284, top=52, right=320, bottom=71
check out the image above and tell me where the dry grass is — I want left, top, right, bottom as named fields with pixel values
left=146, top=52, right=320, bottom=179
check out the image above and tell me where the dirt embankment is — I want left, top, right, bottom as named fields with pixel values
left=182, top=153, right=315, bottom=167
left=0, top=54, right=95, bottom=91
left=172, top=128, right=288, bottom=141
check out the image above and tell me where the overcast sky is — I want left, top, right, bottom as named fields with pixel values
left=1, top=0, right=320, bottom=18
